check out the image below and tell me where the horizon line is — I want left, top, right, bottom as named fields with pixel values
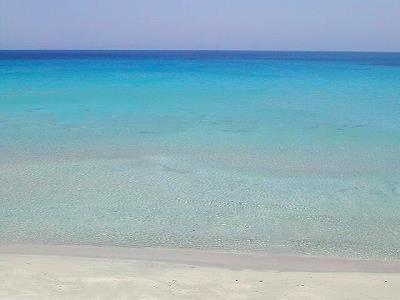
left=1, top=49, right=400, bottom=54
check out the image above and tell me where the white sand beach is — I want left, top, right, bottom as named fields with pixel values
left=1, top=245, right=400, bottom=299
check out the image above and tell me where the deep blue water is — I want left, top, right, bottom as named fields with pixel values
left=2, top=50, right=400, bottom=65
left=1, top=51, right=400, bottom=259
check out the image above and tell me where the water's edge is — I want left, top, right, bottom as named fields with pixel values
left=1, top=244, right=400, bottom=273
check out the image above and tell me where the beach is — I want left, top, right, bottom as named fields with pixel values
left=1, top=51, right=400, bottom=299
left=1, top=245, right=400, bottom=300
left=2, top=0, right=400, bottom=297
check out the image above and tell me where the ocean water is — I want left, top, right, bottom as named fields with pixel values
left=1, top=51, right=400, bottom=259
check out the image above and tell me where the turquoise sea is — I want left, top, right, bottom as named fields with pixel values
left=1, top=51, right=399, bottom=259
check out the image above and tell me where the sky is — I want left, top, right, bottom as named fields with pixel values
left=1, top=0, right=399, bottom=51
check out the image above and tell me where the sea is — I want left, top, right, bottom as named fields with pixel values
left=1, top=50, right=399, bottom=259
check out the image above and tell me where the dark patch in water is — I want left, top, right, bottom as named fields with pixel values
left=222, top=129, right=252, bottom=133
left=160, top=164, right=190, bottom=175
left=336, top=124, right=365, bottom=131
left=28, top=107, right=46, bottom=112
left=136, top=130, right=162, bottom=134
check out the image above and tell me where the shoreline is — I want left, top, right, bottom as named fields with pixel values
left=1, top=243, right=400, bottom=273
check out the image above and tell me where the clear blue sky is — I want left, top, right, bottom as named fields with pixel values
left=1, top=0, right=399, bottom=51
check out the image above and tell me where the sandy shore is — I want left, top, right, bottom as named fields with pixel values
left=1, top=245, right=400, bottom=299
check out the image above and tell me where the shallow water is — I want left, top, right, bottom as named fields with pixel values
left=1, top=51, right=400, bottom=259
